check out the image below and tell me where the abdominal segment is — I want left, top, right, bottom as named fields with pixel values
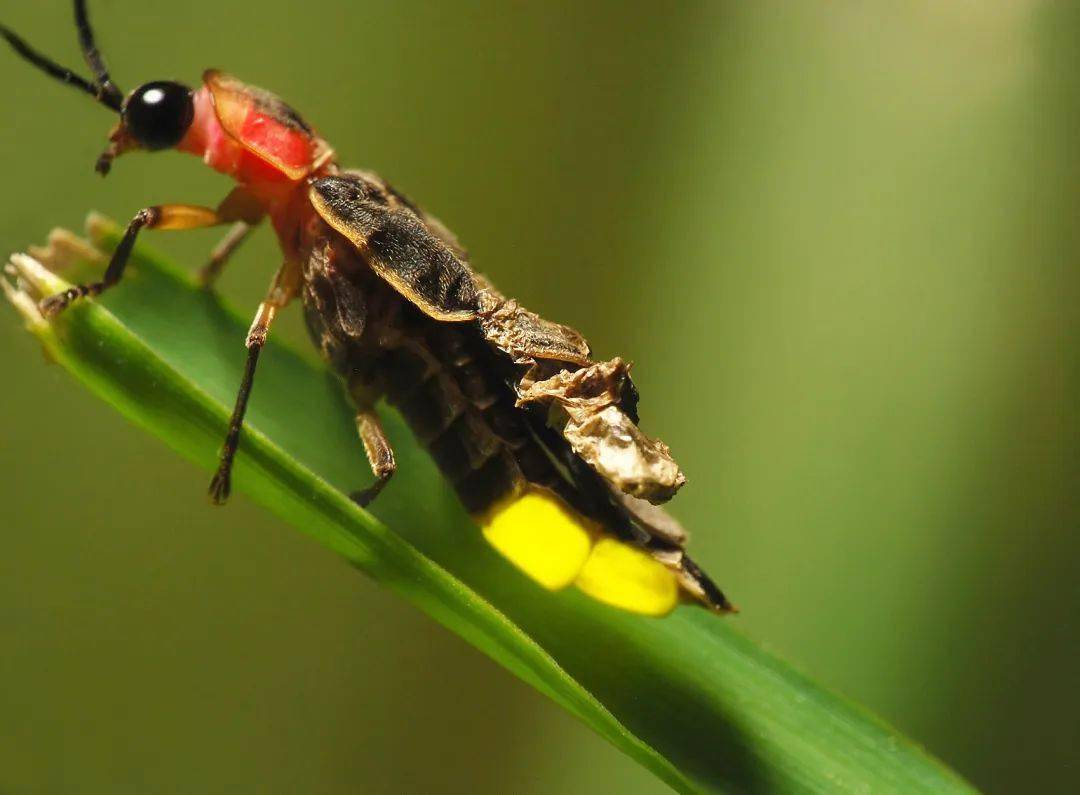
left=481, top=489, right=680, bottom=615
left=373, top=315, right=682, bottom=616
left=301, top=232, right=707, bottom=616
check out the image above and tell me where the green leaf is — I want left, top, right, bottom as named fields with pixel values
left=3, top=219, right=975, bottom=794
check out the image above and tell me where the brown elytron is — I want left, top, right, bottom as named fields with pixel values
left=2, top=1, right=734, bottom=615
left=304, top=171, right=732, bottom=612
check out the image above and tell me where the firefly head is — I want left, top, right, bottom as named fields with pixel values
left=0, top=1, right=193, bottom=175
left=122, top=81, right=195, bottom=151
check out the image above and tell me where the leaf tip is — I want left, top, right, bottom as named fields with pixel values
left=86, top=211, right=119, bottom=249
left=30, top=226, right=107, bottom=273
left=3, top=253, right=58, bottom=331
left=3, top=227, right=109, bottom=333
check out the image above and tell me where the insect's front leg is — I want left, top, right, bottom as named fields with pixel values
left=197, top=221, right=253, bottom=287
left=208, top=261, right=300, bottom=504
left=197, top=186, right=266, bottom=287
left=39, top=203, right=231, bottom=317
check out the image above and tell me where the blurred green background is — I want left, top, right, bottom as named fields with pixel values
left=1, top=1, right=1075, bottom=792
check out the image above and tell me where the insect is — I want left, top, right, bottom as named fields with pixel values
left=2, top=1, right=734, bottom=616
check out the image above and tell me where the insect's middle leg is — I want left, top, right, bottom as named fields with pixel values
left=39, top=204, right=231, bottom=317
left=208, top=261, right=300, bottom=505
left=207, top=300, right=277, bottom=505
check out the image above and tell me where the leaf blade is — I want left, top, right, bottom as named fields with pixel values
left=3, top=224, right=975, bottom=794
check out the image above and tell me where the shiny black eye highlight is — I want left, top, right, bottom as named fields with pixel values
left=123, top=81, right=194, bottom=150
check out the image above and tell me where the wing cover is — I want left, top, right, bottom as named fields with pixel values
left=476, top=288, right=592, bottom=368
left=310, top=174, right=478, bottom=321
left=303, top=169, right=731, bottom=612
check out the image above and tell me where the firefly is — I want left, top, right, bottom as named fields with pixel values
left=2, top=1, right=734, bottom=616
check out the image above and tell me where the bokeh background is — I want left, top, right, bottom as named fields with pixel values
left=1, top=1, right=1075, bottom=792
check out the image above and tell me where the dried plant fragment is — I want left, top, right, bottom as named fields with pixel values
left=517, top=358, right=686, bottom=504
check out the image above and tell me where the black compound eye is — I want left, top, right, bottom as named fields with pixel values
left=123, top=81, right=195, bottom=150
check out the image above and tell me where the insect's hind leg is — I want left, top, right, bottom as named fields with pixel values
left=349, top=407, right=396, bottom=508
left=344, top=375, right=397, bottom=508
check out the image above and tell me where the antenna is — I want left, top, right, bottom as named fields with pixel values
left=0, top=1, right=123, bottom=112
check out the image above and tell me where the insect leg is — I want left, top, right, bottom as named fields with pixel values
left=38, top=204, right=230, bottom=317
left=208, top=262, right=299, bottom=504
left=197, top=222, right=253, bottom=287
left=197, top=186, right=265, bottom=287
left=348, top=388, right=396, bottom=508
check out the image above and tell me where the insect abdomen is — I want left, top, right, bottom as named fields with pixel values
left=374, top=328, right=685, bottom=615
left=301, top=225, right=719, bottom=616
left=376, top=322, right=556, bottom=516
